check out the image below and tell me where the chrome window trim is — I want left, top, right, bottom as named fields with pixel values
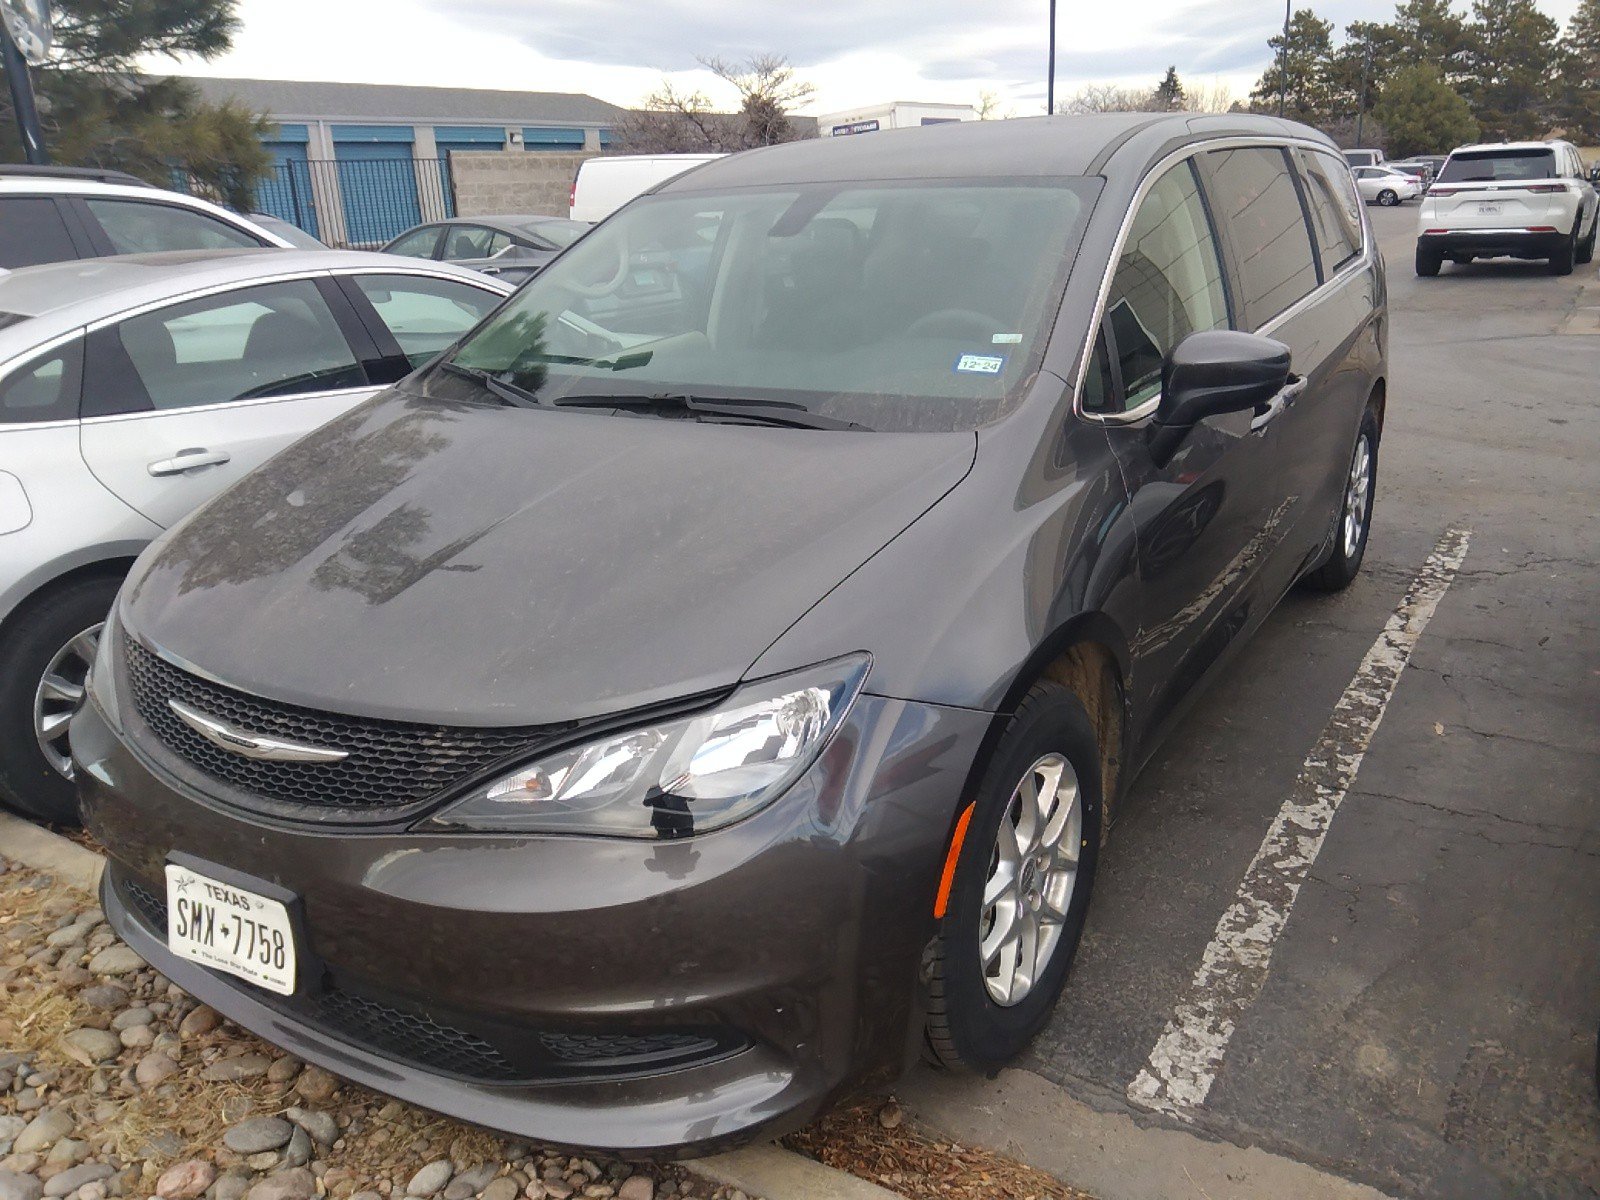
left=78, top=385, right=379, bottom=427
left=1073, top=135, right=1374, bottom=427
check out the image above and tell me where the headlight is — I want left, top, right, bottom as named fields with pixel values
left=427, top=655, right=869, bottom=838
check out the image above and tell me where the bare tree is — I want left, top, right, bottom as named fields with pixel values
left=975, top=89, right=1012, bottom=119
left=1061, top=84, right=1153, bottom=113
left=1182, top=79, right=1238, bottom=113
left=613, top=54, right=817, bottom=154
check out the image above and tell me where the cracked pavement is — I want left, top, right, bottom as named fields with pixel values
left=1022, top=206, right=1600, bottom=1198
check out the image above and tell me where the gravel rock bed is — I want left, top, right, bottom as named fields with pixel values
left=0, top=858, right=759, bottom=1200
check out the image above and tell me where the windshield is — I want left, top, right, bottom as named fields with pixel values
left=1439, top=149, right=1555, bottom=183
left=522, top=219, right=586, bottom=248
left=432, top=177, right=1100, bottom=432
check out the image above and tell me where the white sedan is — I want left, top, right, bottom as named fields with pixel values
left=1351, top=166, right=1423, bottom=206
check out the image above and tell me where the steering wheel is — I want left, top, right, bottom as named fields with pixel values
left=567, top=232, right=630, bottom=299
left=906, top=308, right=1004, bottom=341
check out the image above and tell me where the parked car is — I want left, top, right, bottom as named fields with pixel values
left=1352, top=165, right=1422, bottom=205
left=76, top=113, right=1387, bottom=1156
left=0, top=249, right=510, bottom=822
left=0, top=170, right=294, bottom=270
left=1386, top=159, right=1435, bottom=188
left=569, top=153, right=724, bottom=223
left=381, top=216, right=588, bottom=285
left=1415, top=140, right=1600, bottom=276
left=1343, top=148, right=1385, bottom=168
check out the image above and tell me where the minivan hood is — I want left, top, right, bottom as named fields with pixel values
left=124, top=391, right=975, bottom=725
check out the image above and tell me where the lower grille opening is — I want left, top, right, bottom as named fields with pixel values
left=110, top=867, right=745, bottom=1084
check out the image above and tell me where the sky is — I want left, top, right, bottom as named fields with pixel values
left=151, top=0, right=1584, bottom=117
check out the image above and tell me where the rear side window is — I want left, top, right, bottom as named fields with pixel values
left=0, top=198, right=79, bottom=269
left=0, top=339, right=83, bottom=423
left=84, top=199, right=264, bottom=254
left=1439, top=150, right=1556, bottom=183
left=386, top=226, right=442, bottom=258
left=1296, top=150, right=1363, bottom=276
left=443, top=226, right=508, bottom=259
left=112, top=279, right=362, bottom=412
left=1095, top=160, right=1230, bottom=413
left=352, top=274, right=502, bottom=369
left=1204, top=147, right=1318, bottom=326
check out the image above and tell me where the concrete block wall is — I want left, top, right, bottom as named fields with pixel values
left=450, top=150, right=599, bottom=218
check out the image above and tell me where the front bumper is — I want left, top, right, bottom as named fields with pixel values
left=1417, top=228, right=1569, bottom=259
left=72, top=684, right=984, bottom=1156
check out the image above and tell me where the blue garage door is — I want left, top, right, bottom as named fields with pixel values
left=333, top=126, right=420, bottom=246
left=256, top=126, right=319, bottom=239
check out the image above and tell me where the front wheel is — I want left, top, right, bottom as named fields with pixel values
left=1377, top=188, right=1399, bottom=207
left=924, top=682, right=1101, bottom=1072
left=1303, top=410, right=1378, bottom=593
left=0, top=575, right=121, bottom=823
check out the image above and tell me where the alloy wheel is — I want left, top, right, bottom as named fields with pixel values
left=978, top=752, right=1083, bottom=1006
left=34, top=623, right=102, bottom=780
left=1343, top=434, right=1373, bottom=559
left=1378, top=189, right=1398, bottom=206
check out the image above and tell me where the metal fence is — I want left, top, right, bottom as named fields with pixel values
left=177, top=158, right=458, bottom=250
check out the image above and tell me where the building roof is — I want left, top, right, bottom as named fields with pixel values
left=184, top=76, right=626, bottom=127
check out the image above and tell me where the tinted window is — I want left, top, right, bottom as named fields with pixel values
left=1296, top=150, right=1363, bottom=276
left=0, top=339, right=83, bottom=423
left=1205, top=147, right=1318, bottom=325
left=0, top=198, right=78, bottom=269
left=516, top=219, right=586, bottom=249
left=354, top=274, right=502, bottom=369
left=1096, top=160, right=1229, bottom=413
left=116, top=279, right=363, bottom=411
left=443, top=226, right=508, bottom=259
left=1439, top=149, right=1556, bottom=183
left=385, top=226, right=442, bottom=258
left=85, top=199, right=263, bottom=254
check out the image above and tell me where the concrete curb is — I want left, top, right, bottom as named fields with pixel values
left=685, top=1145, right=905, bottom=1200
left=0, top=813, right=902, bottom=1200
left=0, top=810, right=104, bottom=891
left=901, top=1066, right=1398, bottom=1200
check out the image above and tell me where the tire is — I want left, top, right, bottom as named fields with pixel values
left=0, top=574, right=122, bottom=824
left=1415, top=245, right=1442, bottom=277
left=924, top=682, right=1102, bottom=1073
left=1548, top=222, right=1577, bottom=276
left=1303, top=408, right=1379, bottom=593
left=1577, top=214, right=1596, bottom=266
left=1377, top=189, right=1399, bottom=207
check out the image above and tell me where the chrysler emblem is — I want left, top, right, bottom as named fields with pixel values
left=168, top=699, right=349, bottom=763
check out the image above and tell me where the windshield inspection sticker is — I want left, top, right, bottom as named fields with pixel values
left=992, top=333, right=1023, bottom=344
left=954, top=353, right=1007, bottom=375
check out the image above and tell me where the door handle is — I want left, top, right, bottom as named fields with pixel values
left=148, top=448, right=232, bottom=477
left=1250, top=376, right=1308, bottom=433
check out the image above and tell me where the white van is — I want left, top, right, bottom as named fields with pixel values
left=569, top=154, right=724, bottom=224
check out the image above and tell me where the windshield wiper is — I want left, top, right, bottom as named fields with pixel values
left=549, top=393, right=871, bottom=431
left=439, top=361, right=543, bottom=408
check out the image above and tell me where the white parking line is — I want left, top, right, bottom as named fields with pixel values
left=1127, top=527, right=1473, bottom=1118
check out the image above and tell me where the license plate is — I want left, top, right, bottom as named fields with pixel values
left=165, top=864, right=296, bottom=995
left=1478, top=203, right=1502, bottom=215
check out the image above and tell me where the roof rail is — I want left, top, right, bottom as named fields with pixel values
left=0, top=164, right=153, bottom=187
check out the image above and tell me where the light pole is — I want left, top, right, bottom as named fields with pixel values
left=2, top=0, right=52, bottom=164
left=1047, top=0, right=1058, bottom=115
left=1354, top=38, right=1373, bottom=146
left=1277, top=0, right=1291, bottom=118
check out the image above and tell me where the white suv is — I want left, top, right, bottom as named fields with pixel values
left=0, top=166, right=294, bottom=270
left=1416, top=140, right=1599, bottom=276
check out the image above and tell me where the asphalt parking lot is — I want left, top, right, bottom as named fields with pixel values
left=1020, top=205, right=1600, bottom=1198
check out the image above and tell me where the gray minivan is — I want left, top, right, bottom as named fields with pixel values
left=77, top=113, right=1387, bottom=1155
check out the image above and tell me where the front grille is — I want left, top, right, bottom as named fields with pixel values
left=538, top=1029, right=720, bottom=1065
left=313, top=987, right=524, bottom=1080
left=123, top=635, right=562, bottom=814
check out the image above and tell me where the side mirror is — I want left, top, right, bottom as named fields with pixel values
left=1148, top=330, right=1291, bottom=466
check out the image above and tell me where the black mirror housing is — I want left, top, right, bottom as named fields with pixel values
left=1147, top=331, right=1291, bottom=465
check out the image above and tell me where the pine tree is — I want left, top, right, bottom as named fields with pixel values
left=1372, top=65, right=1479, bottom=156
left=1153, top=66, right=1185, bottom=110
left=0, top=0, right=269, bottom=206
left=1560, top=0, right=1600, bottom=141
left=1250, top=9, right=1338, bottom=122
left=1463, top=0, right=1562, bottom=139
